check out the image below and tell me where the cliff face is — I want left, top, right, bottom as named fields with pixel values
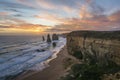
left=67, top=31, right=120, bottom=65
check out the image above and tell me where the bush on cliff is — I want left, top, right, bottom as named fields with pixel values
left=62, top=56, right=120, bottom=80
left=72, top=50, right=83, bottom=60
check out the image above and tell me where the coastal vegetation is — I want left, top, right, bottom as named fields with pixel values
left=61, top=51, right=120, bottom=80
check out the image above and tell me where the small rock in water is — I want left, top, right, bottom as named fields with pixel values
left=52, top=42, right=57, bottom=47
left=36, top=49, right=45, bottom=52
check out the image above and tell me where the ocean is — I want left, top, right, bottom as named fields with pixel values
left=0, top=35, right=66, bottom=80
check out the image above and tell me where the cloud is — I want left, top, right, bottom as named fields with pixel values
left=34, top=13, right=59, bottom=21
left=0, top=25, right=13, bottom=28
left=34, top=13, right=67, bottom=25
left=0, top=12, right=11, bottom=16
left=36, top=0, right=56, bottom=9
left=47, top=9, right=120, bottom=32
left=7, top=8, right=23, bottom=13
left=18, top=23, right=50, bottom=29
left=0, top=16, right=29, bottom=28
left=13, top=14, right=23, bottom=17
left=78, top=0, right=105, bottom=20
left=79, top=5, right=93, bottom=19
left=0, top=12, right=51, bottom=33
left=0, top=0, right=34, bottom=9
left=17, top=0, right=56, bottom=10
left=108, top=10, right=120, bottom=22
left=17, top=0, right=40, bottom=10
left=17, top=0, right=79, bottom=13
left=45, top=24, right=84, bottom=33
left=0, top=0, right=36, bottom=18
left=62, top=6, right=75, bottom=13
left=1, top=0, right=120, bottom=33
left=0, top=23, right=51, bottom=34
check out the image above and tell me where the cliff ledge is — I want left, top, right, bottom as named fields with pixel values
left=67, top=31, right=120, bottom=65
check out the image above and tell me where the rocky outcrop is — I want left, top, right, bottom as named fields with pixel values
left=52, top=34, right=59, bottom=40
left=42, top=36, right=45, bottom=41
left=46, top=34, right=51, bottom=43
left=67, top=31, right=120, bottom=65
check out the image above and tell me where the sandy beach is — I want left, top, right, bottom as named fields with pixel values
left=15, top=46, right=79, bottom=80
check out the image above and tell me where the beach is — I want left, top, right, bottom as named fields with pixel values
left=15, top=46, right=79, bottom=80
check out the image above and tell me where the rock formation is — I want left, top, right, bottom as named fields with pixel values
left=67, top=31, right=120, bottom=65
left=52, top=34, right=59, bottom=40
left=52, top=42, right=56, bottom=47
left=46, top=34, right=51, bottom=43
left=42, top=36, right=45, bottom=41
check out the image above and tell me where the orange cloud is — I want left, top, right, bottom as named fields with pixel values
left=17, top=24, right=50, bottom=31
left=0, top=23, right=51, bottom=35
left=17, top=0, right=56, bottom=9
left=61, top=6, right=75, bottom=13
left=0, top=12, right=11, bottom=16
left=34, top=13, right=59, bottom=21
left=36, top=0, right=56, bottom=9
left=79, top=5, right=93, bottom=19
left=108, top=10, right=120, bottom=22
left=47, top=10, right=120, bottom=32
left=34, top=13, right=67, bottom=25
left=0, top=17, right=28, bottom=26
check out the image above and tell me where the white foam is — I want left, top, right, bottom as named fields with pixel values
left=0, top=37, right=66, bottom=79
left=29, top=37, right=66, bottom=71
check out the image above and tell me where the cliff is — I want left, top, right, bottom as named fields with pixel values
left=67, top=31, right=120, bottom=65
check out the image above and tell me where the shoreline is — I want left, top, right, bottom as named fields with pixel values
left=15, top=46, right=79, bottom=80
left=15, top=46, right=66, bottom=80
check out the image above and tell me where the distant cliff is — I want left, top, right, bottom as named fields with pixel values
left=67, top=31, right=120, bottom=65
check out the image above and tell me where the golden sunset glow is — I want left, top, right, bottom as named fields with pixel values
left=0, top=0, right=120, bottom=35
left=0, top=28, right=42, bottom=34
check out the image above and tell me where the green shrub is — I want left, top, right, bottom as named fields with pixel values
left=72, top=50, right=83, bottom=60
left=61, top=60, right=120, bottom=80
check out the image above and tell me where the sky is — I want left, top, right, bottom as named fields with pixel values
left=0, top=0, right=120, bottom=35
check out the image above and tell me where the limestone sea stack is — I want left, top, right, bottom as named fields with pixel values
left=52, top=34, right=59, bottom=41
left=46, top=34, right=51, bottom=43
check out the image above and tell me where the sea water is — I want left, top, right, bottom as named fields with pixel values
left=0, top=35, right=66, bottom=80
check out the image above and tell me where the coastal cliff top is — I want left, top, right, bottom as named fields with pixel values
left=67, top=31, right=120, bottom=40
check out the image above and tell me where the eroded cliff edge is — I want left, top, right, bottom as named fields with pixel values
left=67, top=31, right=120, bottom=66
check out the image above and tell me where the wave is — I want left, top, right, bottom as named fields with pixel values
left=0, top=37, right=66, bottom=80
left=0, top=42, right=48, bottom=64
